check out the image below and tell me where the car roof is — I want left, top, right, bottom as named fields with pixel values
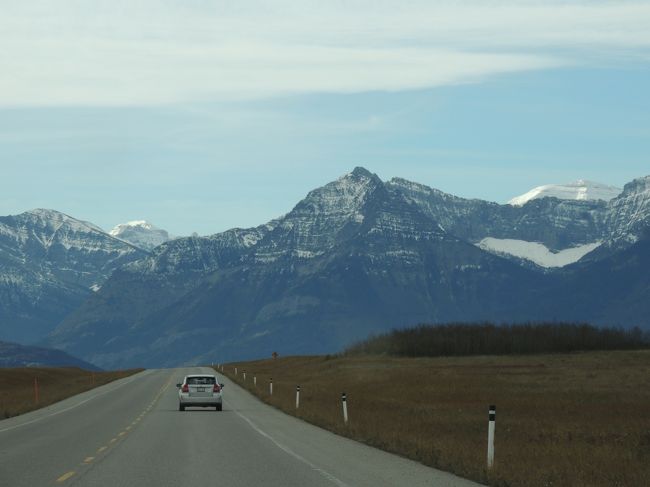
left=184, top=374, right=216, bottom=378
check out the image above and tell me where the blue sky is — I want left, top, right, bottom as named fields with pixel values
left=1, top=1, right=649, bottom=235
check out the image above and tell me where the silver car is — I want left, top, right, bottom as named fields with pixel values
left=177, top=374, right=224, bottom=411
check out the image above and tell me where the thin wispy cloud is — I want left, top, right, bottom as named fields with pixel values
left=2, top=1, right=649, bottom=107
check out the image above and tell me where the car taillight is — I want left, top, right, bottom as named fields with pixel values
left=182, top=384, right=189, bottom=393
left=213, top=384, right=221, bottom=393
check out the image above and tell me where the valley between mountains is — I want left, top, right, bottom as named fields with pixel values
left=1, top=167, right=649, bottom=368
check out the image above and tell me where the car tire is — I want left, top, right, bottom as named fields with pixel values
left=216, top=404, right=222, bottom=411
left=179, top=403, right=185, bottom=411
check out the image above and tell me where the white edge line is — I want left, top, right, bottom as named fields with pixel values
left=0, top=370, right=154, bottom=433
left=225, top=399, right=349, bottom=487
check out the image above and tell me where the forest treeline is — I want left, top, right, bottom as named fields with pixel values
left=345, top=322, right=650, bottom=357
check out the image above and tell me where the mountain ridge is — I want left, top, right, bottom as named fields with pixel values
left=3, top=168, right=649, bottom=367
left=45, top=168, right=650, bottom=368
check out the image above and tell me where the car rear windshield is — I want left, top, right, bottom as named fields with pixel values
left=187, top=376, right=216, bottom=385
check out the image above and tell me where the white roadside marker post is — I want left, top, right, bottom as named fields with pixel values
left=296, top=385, right=300, bottom=409
left=270, top=378, right=273, bottom=395
left=235, top=367, right=238, bottom=376
left=243, top=371, right=246, bottom=381
left=341, top=392, right=348, bottom=424
left=254, top=376, right=257, bottom=386
left=487, top=405, right=496, bottom=470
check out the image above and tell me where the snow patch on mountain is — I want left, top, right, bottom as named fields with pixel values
left=110, top=220, right=171, bottom=251
left=477, top=237, right=601, bottom=268
left=509, top=180, right=621, bottom=206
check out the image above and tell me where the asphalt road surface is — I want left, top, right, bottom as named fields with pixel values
left=0, top=367, right=479, bottom=486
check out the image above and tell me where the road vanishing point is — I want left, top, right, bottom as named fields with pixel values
left=0, top=367, right=479, bottom=486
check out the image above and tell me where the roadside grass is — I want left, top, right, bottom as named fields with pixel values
left=0, top=367, right=143, bottom=419
left=219, top=351, right=650, bottom=487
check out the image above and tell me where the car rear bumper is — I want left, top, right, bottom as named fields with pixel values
left=179, top=394, right=222, bottom=406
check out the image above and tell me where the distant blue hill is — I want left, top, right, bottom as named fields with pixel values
left=0, top=340, right=101, bottom=370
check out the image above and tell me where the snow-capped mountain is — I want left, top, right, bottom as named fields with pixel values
left=0, top=209, right=147, bottom=343
left=508, top=180, right=622, bottom=206
left=110, top=220, right=172, bottom=251
left=46, top=168, right=650, bottom=368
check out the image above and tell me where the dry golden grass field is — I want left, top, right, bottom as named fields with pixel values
left=219, top=351, right=650, bottom=487
left=0, top=367, right=142, bottom=419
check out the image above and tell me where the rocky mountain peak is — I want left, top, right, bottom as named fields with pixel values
left=349, top=165, right=379, bottom=179
left=28, top=208, right=69, bottom=220
left=605, top=175, right=650, bottom=244
left=333, top=166, right=381, bottom=189
left=110, top=220, right=171, bottom=251
left=300, top=167, right=382, bottom=212
left=1, top=209, right=114, bottom=251
left=245, top=168, right=385, bottom=262
left=20, top=208, right=104, bottom=234
left=620, top=175, right=650, bottom=197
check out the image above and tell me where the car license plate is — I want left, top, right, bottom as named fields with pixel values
left=198, top=387, right=205, bottom=392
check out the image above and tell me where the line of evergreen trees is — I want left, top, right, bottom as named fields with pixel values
left=345, top=322, right=650, bottom=357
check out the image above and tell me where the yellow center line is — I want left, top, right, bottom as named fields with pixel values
left=54, top=373, right=175, bottom=485
left=56, top=471, right=76, bottom=482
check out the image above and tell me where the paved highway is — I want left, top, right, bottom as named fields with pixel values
left=0, top=367, right=479, bottom=486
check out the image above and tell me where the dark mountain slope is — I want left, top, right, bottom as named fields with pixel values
left=531, top=236, right=650, bottom=326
